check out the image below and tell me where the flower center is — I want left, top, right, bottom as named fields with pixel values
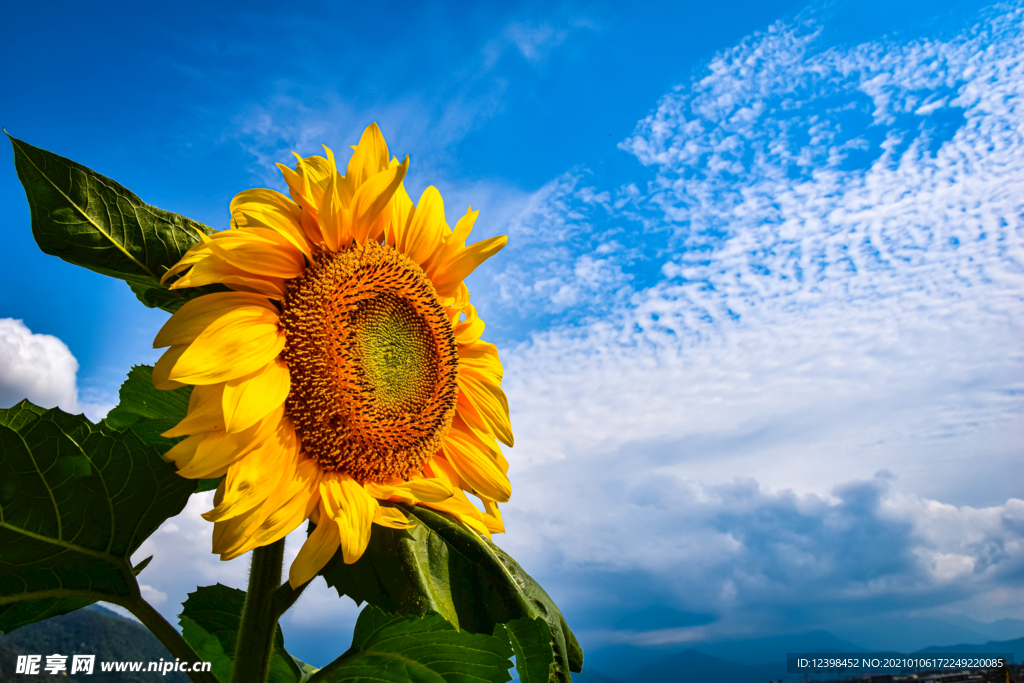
left=279, top=240, right=459, bottom=481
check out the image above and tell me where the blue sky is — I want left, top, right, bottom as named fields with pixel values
left=2, top=0, right=1023, bottom=671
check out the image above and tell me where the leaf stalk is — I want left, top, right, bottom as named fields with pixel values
left=272, top=576, right=310, bottom=621
left=121, top=596, right=219, bottom=683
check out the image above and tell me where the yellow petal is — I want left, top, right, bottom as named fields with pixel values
left=481, top=498, right=505, bottom=534
left=170, top=307, right=284, bottom=385
left=386, top=183, right=414, bottom=246
left=205, top=229, right=305, bottom=279
left=317, top=147, right=351, bottom=252
left=320, top=472, right=378, bottom=565
left=163, top=433, right=204, bottom=469
left=350, top=157, right=408, bottom=244
left=424, top=455, right=463, bottom=490
left=458, top=340, right=504, bottom=382
left=231, top=189, right=312, bottom=258
left=298, top=206, right=324, bottom=247
left=453, top=412, right=509, bottom=474
left=169, top=255, right=286, bottom=299
left=346, top=122, right=390, bottom=190
left=241, top=458, right=320, bottom=552
left=373, top=506, right=416, bottom=529
left=301, top=155, right=335, bottom=189
left=289, top=501, right=341, bottom=588
left=175, top=408, right=281, bottom=479
left=216, top=456, right=321, bottom=560
left=364, top=477, right=453, bottom=504
left=421, top=493, right=492, bottom=538
left=442, top=426, right=511, bottom=503
left=431, top=235, right=508, bottom=298
left=162, top=383, right=226, bottom=437
left=276, top=154, right=318, bottom=213
left=153, top=346, right=188, bottom=390
left=396, top=185, right=445, bottom=265
left=425, top=206, right=478, bottom=278
left=457, top=374, right=513, bottom=447
left=453, top=305, right=486, bottom=346
left=202, top=417, right=299, bottom=523
left=222, top=359, right=291, bottom=433
left=154, top=292, right=277, bottom=349
left=161, top=241, right=214, bottom=284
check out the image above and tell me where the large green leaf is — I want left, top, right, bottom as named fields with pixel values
left=7, top=133, right=222, bottom=313
left=104, top=365, right=220, bottom=493
left=311, top=605, right=513, bottom=683
left=319, top=505, right=583, bottom=682
left=0, top=401, right=195, bottom=634
left=179, top=584, right=302, bottom=683
left=500, top=618, right=556, bottom=683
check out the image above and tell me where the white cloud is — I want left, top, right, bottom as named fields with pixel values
left=0, top=318, right=79, bottom=414
left=132, top=492, right=250, bottom=612
left=139, top=584, right=168, bottom=606
left=0, top=318, right=117, bottom=421
left=482, top=13, right=600, bottom=68
left=480, top=2, right=1024, bottom=641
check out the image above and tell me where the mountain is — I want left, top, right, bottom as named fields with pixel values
left=916, top=636, right=1024, bottom=656
left=828, top=615, right=1024, bottom=652
left=692, top=629, right=867, bottom=665
left=0, top=604, right=189, bottom=682
left=631, top=648, right=784, bottom=683
left=579, top=630, right=863, bottom=681
left=571, top=671, right=629, bottom=683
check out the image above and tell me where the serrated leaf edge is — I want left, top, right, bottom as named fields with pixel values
left=8, top=135, right=158, bottom=279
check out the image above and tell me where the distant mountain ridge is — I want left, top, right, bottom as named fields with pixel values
left=578, top=630, right=1024, bottom=683
left=917, top=636, right=1024, bottom=656
left=0, top=604, right=188, bottom=682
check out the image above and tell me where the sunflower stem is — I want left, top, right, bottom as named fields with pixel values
left=232, top=539, right=285, bottom=683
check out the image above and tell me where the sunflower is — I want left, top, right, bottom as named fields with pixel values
left=152, top=123, right=512, bottom=588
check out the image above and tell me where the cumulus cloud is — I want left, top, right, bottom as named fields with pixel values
left=0, top=318, right=116, bottom=421
left=505, top=466, right=1024, bottom=651
left=477, top=1, right=1024, bottom=647
left=0, top=318, right=80, bottom=413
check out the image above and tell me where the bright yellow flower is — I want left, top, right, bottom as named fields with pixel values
left=152, top=123, right=512, bottom=588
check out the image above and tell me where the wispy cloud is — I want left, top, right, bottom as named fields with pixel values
left=482, top=2, right=1024, bottom=643
left=483, top=14, right=600, bottom=67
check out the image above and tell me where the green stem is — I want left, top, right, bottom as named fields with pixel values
left=272, top=577, right=310, bottom=621
left=122, top=596, right=219, bottom=683
left=231, top=539, right=285, bottom=683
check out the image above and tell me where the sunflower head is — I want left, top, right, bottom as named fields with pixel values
left=152, top=123, right=513, bottom=587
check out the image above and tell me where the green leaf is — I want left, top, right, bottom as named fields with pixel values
left=103, top=365, right=221, bottom=492
left=7, top=133, right=219, bottom=313
left=133, top=555, right=154, bottom=575
left=0, top=401, right=195, bottom=634
left=319, top=505, right=583, bottom=682
left=104, top=365, right=191, bottom=434
left=498, top=618, right=556, bottom=683
left=128, top=279, right=229, bottom=313
left=313, top=605, right=513, bottom=683
left=179, top=583, right=302, bottom=683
